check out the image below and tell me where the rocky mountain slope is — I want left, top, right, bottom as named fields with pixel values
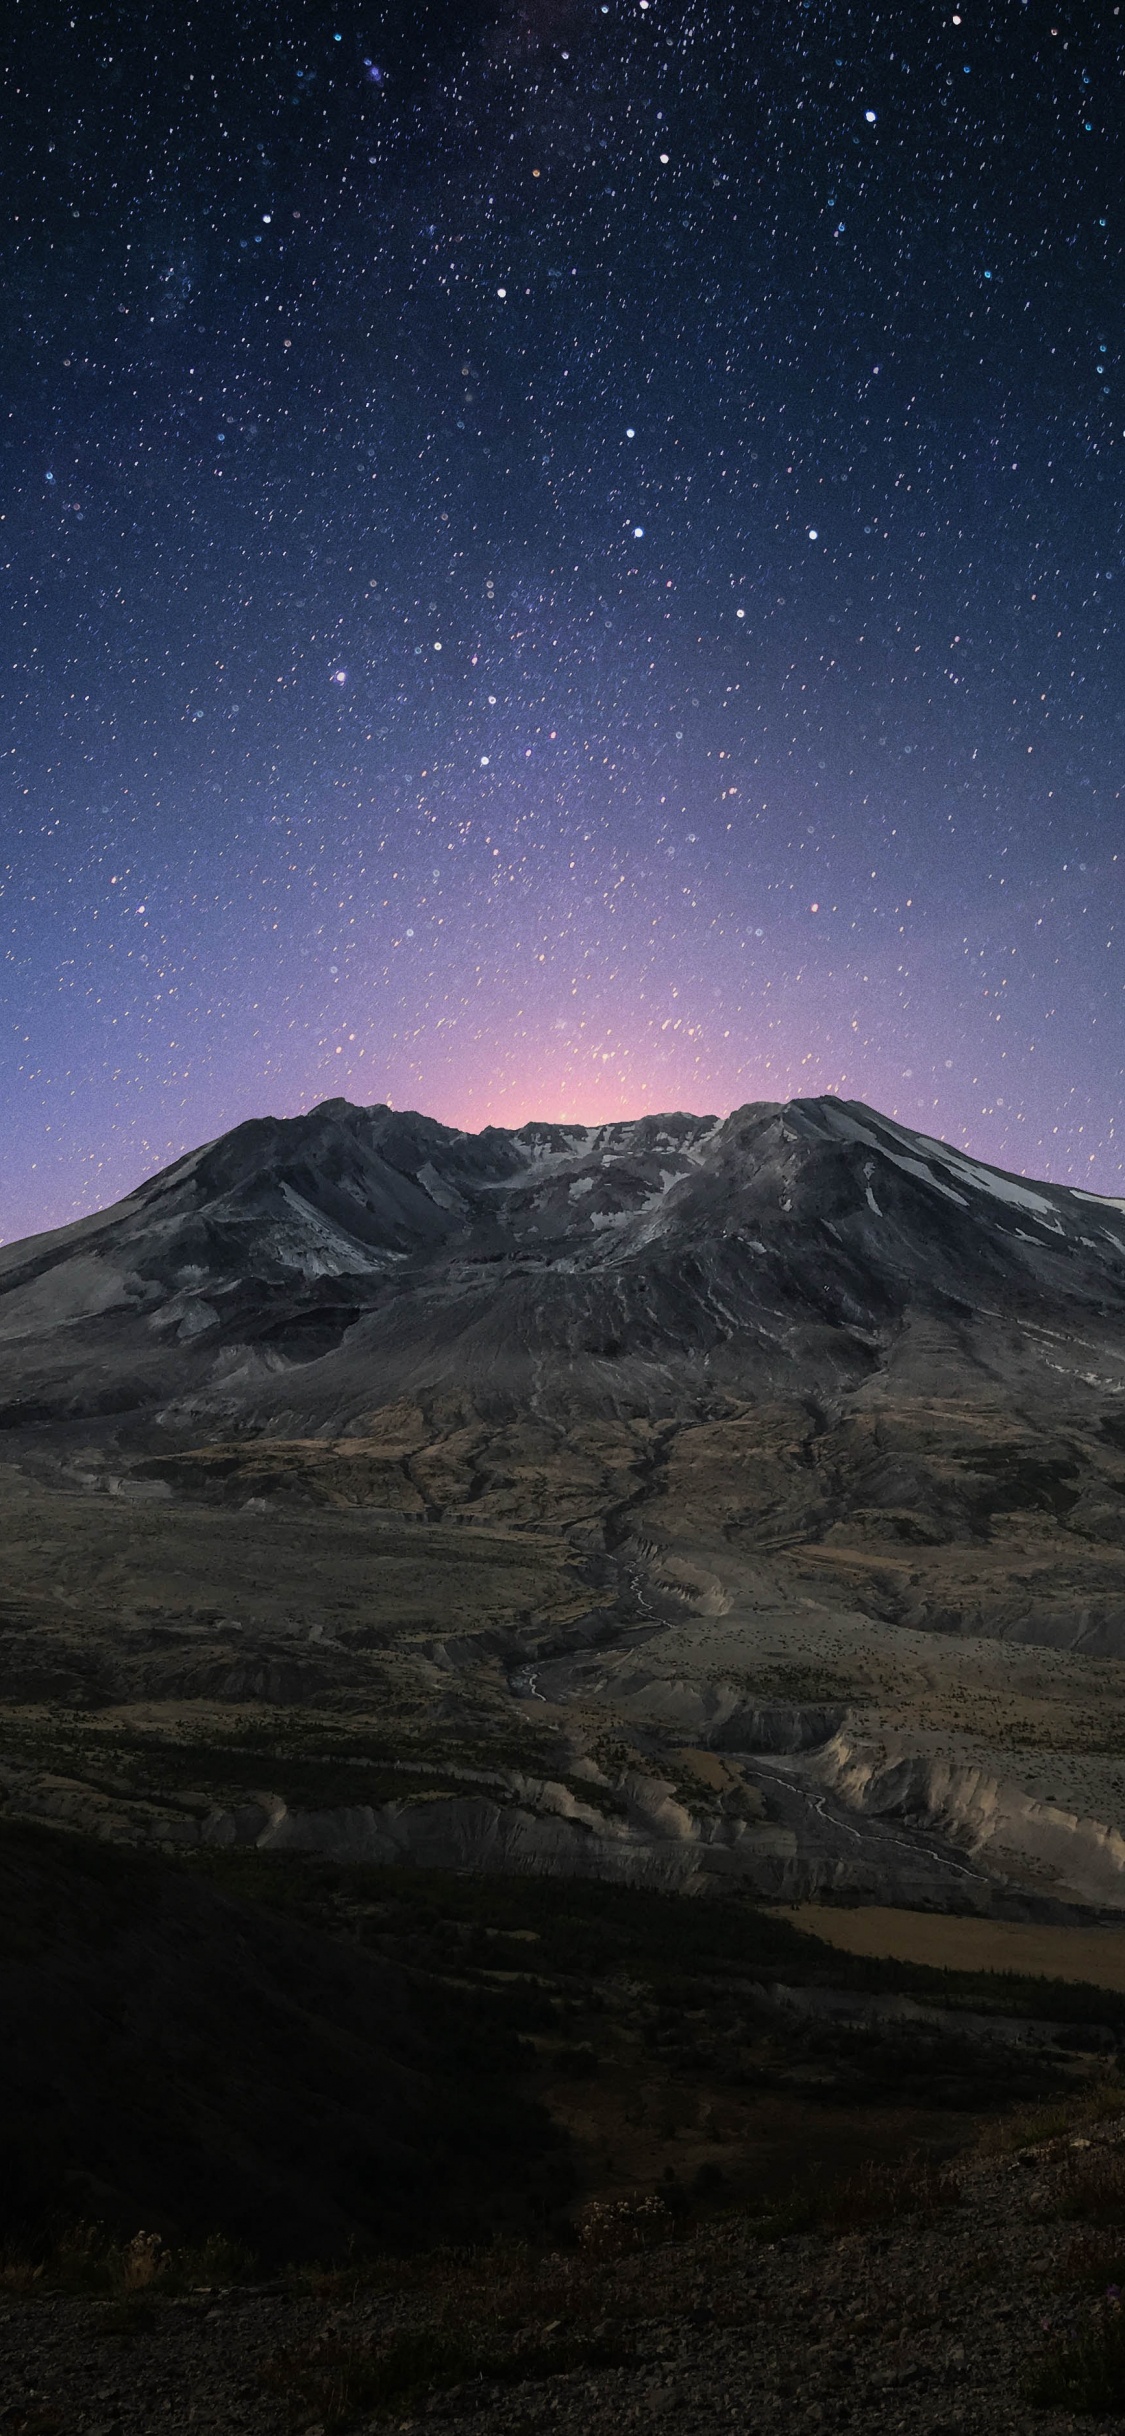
left=3, top=1093, right=1125, bottom=1916
left=3, top=1092, right=1125, bottom=1434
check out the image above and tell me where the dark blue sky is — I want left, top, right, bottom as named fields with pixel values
left=2, top=0, right=1123, bottom=1240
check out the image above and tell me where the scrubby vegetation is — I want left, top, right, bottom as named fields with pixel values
left=0, top=2224, right=254, bottom=2299
left=1025, top=2296, right=1125, bottom=2411
left=260, top=2320, right=632, bottom=2429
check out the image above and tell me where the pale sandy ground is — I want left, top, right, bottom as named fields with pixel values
left=787, top=1901, right=1125, bottom=1992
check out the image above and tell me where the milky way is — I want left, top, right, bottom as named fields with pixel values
left=2, top=0, right=1123, bottom=1239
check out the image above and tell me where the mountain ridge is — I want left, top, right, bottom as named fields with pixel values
left=4, top=1091, right=1125, bottom=1443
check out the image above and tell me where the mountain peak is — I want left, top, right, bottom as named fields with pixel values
left=1, top=1094, right=1123, bottom=1443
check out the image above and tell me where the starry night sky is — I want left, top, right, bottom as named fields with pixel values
left=2, top=0, right=1124, bottom=1241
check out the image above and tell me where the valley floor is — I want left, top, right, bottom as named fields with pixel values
left=787, top=1908, right=1125, bottom=1994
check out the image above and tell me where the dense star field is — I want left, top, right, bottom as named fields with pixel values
left=1, top=0, right=1123, bottom=1239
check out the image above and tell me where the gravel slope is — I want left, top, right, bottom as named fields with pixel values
left=5, top=2116, right=1125, bottom=2435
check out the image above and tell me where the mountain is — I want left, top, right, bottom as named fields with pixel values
left=3, top=1092, right=1125, bottom=1439
left=4, top=1095, right=1125, bottom=1920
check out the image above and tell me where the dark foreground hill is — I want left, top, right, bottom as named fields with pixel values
left=0, top=1818, right=559, bottom=2260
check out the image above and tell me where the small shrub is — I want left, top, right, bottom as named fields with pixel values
left=577, top=2194, right=674, bottom=2259
left=175, top=2232, right=257, bottom=2287
left=1026, top=2294, right=1125, bottom=2410
left=0, top=2249, right=45, bottom=2296
left=1052, top=2153, right=1125, bottom=2225
left=49, top=2223, right=140, bottom=2294
left=0, top=2222, right=255, bottom=2299
left=120, top=2230, right=168, bottom=2290
left=829, top=2156, right=960, bottom=2230
left=1058, top=2235, right=1125, bottom=2292
left=988, top=2101, right=1078, bottom=2154
left=753, top=2154, right=960, bottom=2239
left=987, top=2082, right=1125, bottom=2157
